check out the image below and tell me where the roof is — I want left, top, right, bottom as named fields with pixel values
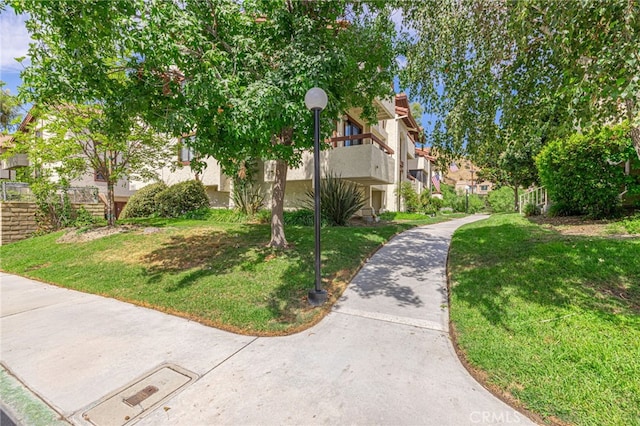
left=415, top=147, right=436, bottom=161
left=394, top=93, right=421, bottom=140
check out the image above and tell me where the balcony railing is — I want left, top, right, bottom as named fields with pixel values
left=329, top=133, right=394, bottom=155
left=1, top=153, right=29, bottom=170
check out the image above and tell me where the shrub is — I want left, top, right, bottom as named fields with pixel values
left=420, top=192, right=444, bottom=215
left=440, top=184, right=463, bottom=212
left=155, top=180, right=210, bottom=218
left=465, top=194, right=486, bottom=213
left=30, top=181, right=74, bottom=231
left=488, top=187, right=516, bottom=213
left=233, top=182, right=265, bottom=215
left=284, top=209, right=315, bottom=226
left=397, top=182, right=420, bottom=213
left=119, top=182, right=167, bottom=219
left=304, top=172, right=366, bottom=226
left=73, top=206, right=102, bottom=227
left=536, top=123, right=636, bottom=218
left=523, top=202, right=541, bottom=217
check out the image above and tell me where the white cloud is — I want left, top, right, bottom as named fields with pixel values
left=0, top=11, right=32, bottom=72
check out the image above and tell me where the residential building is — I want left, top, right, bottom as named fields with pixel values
left=443, top=159, right=494, bottom=196
left=2, top=111, right=136, bottom=218
left=138, top=93, right=439, bottom=216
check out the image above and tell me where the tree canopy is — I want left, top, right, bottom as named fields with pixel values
left=0, top=81, right=22, bottom=133
left=401, top=0, right=640, bottom=164
left=12, top=0, right=398, bottom=246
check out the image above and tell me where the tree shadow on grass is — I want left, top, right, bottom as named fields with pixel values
left=135, top=222, right=435, bottom=333
left=450, top=222, right=640, bottom=330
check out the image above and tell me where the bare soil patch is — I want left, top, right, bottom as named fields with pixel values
left=527, top=215, right=625, bottom=237
left=56, top=225, right=136, bottom=243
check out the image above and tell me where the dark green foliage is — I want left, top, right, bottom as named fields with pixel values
left=523, top=202, right=541, bottom=217
left=304, top=172, right=366, bottom=226
left=488, top=187, right=516, bottom=213
left=119, top=182, right=168, bottom=219
left=284, top=209, right=315, bottom=226
left=155, top=180, right=210, bottom=218
left=536, top=123, right=636, bottom=218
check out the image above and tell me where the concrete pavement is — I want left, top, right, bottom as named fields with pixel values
left=1, top=215, right=535, bottom=425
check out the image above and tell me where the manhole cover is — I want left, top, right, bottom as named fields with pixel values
left=82, top=364, right=196, bottom=426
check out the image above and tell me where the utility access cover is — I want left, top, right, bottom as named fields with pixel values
left=83, top=365, right=196, bottom=426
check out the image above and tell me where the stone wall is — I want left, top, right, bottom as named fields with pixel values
left=0, top=202, right=104, bottom=246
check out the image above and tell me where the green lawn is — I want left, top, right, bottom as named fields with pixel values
left=449, top=214, right=640, bottom=426
left=0, top=212, right=454, bottom=335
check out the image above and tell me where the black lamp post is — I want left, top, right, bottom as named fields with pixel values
left=465, top=185, right=469, bottom=213
left=305, top=87, right=328, bottom=306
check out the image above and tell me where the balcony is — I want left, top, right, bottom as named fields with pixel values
left=329, top=133, right=394, bottom=154
left=1, top=153, right=29, bottom=170
left=276, top=136, right=395, bottom=186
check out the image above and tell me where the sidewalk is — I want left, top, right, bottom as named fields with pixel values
left=1, top=215, right=535, bottom=425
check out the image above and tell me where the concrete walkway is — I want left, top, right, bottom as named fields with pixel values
left=1, top=215, right=535, bottom=426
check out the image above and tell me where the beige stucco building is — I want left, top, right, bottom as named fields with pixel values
left=135, top=94, right=439, bottom=215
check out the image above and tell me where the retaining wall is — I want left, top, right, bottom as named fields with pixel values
left=0, top=202, right=104, bottom=245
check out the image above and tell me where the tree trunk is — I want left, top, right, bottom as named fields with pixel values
left=107, top=180, right=116, bottom=227
left=625, top=99, right=640, bottom=161
left=514, top=185, right=519, bottom=213
left=269, top=158, right=288, bottom=248
left=268, top=129, right=293, bottom=248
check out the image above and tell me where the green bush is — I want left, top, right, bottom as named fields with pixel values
left=232, top=183, right=265, bottom=215
left=488, top=187, right=516, bottom=213
left=155, top=180, right=210, bottom=218
left=119, top=182, right=167, bottom=219
left=420, top=192, right=444, bottom=215
left=440, top=184, right=462, bottom=212
left=523, top=202, right=541, bottom=216
left=397, top=182, right=420, bottom=213
left=536, top=123, right=636, bottom=218
left=73, top=206, right=102, bottom=227
left=304, top=172, right=366, bottom=226
left=284, top=209, right=314, bottom=226
left=465, top=194, right=486, bottom=213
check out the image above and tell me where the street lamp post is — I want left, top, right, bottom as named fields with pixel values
left=465, top=185, right=470, bottom=213
left=305, top=87, right=328, bottom=306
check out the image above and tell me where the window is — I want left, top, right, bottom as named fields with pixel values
left=480, top=185, right=489, bottom=191
left=179, top=135, right=196, bottom=164
left=344, top=119, right=362, bottom=146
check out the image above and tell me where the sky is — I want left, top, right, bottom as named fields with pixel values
left=0, top=7, right=434, bottom=135
left=0, top=10, right=30, bottom=97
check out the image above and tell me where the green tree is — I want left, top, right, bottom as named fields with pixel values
left=0, top=81, right=22, bottom=133
left=12, top=0, right=398, bottom=248
left=10, top=104, right=173, bottom=226
left=401, top=0, right=640, bottom=164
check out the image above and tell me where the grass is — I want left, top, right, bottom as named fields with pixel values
left=0, top=210, right=456, bottom=335
left=605, top=213, right=640, bottom=235
left=448, top=214, right=640, bottom=426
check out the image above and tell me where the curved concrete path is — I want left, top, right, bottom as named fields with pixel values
left=1, top=215, right=535, bottom=425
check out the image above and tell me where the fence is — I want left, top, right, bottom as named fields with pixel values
left=1, top=182, right=99, bottom=204
left=519, top=187, right=549, bottom=214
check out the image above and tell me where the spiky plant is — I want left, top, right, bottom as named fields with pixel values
left=304, top=171, right=367, bottom=226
